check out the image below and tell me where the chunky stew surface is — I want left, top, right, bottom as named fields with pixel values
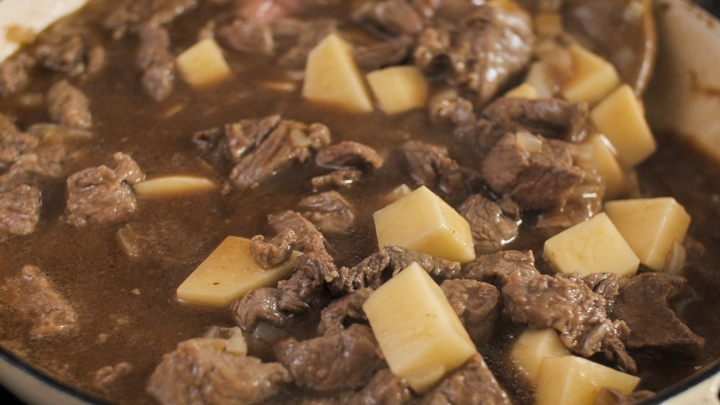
left=0, top=1, right=719, bottom=404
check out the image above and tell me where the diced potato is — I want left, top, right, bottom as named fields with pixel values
left=536, top=355, right=640, bottom=405
left=544, top=212, right=639, bottom=277
left=581, top=134, right=627, bottom=200
left=504, top=83, right=538, bottom=99
left=133, top=175, right=216, bottom=198
left=176, top=38, right=232, bottom=88
left=366, top=66, right=429, bottom=114
left=590, top=84, right=657, bottom=168
left=302, top=33, right=373, bottom=113
left=363, top=262, right=477, bottom=393
left=604, top=197, right=691, bottom=271
left=561, top=44, right=620, bottom=105
left=511, top=328, right=569, bottom=384
left=177, top=236, right=300, bottom=307
left=373, top=186, right=475, bottom=263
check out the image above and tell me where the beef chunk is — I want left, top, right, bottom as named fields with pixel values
left=534, top=172, right=604, bottom=237
left=0, top=59, right=29, bottom=97
left=315, top=141, right=384, bottom=171
left=47, top=80, right=92, bottom=129
left=147, top=338, right=290, bottom=405
left=441, top=279, right=500, bottom=345
left=224, top=115, right=282, bottom=161
left=35, top=35, right=85, bottom=73
left=414, top=4, right=533, bottom=104
left=419, top=353, right=512, bottom=405
left=65, top=152, right=144, bottom=227
left=234, top=0, right=303, bottom=23
left=93, top=362, right=133, bottom=392
left=0, top=185, right=41, bottom=235
left=401, top=140, right=470, bottom=201
left=0, top=114, right=38, bottom=165
left=274, top=324, right=383, bottom=391
left=459, top=250, right=538, bottom=287
left=429, top=96, right=477, bottom=141
left=137, top=27, right=175, bottom=101
left=353, top=36, right=414, bottom=71
left=233, top=287, right=287, bottom=330
left=311, top=169, right=362, bottom=191
left=612, top=272, right=705, bottom=355
left=347, top=368, right=412, bottom=405
left=251, top=229, right=296, bottom=269
left=218, top=19, right=274, bottom=54
left=299, top=191, right=355, bottom=235
left=318, top=288, right=373, bottom=334
left=0, top=265, right=78, bottom=338
left=481, top=132, right=585, bottom=210
left=230, top=119, right=331, bottom=190
left=268, top=210, right=328, bottom=256
left=503, top=271, right=637, bottom=373
left=458, top=194, right=519, bottom=255
left=351, top=0, right=425, bottom=37
left=104, top=0, right=199, bottom=39
left=594, top=387, right=655, bottom=405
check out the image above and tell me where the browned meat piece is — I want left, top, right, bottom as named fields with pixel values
left=86, top=44, right=107, bottom=74
left=35, top=35, right=85, bottom=72
left=93, top=362, right=133, bottom=392
left=104, top=0, right=199, bottom=39
left=230, top=119, right=331, bottom=189
left=613, top=272, right=705, bottom=355
left=292, top=250, right=339, bottom=293
left=268, top=210, right=328, bottom=255
left=0, top=185, right=41, bottom=235
left=503, top=271, right=637, bottom=373
left=459, top=250, right=538, bottom=287
left=481, top=132, right=585, bottom=210
left=441, top=279, right=500, bottom=345
left=429, top=97, right=477, bottom=141
left=0, top=265, right=78, bottom=338
left=235, top=0, right=303, bottom=23
left=233, top=287, right=287, bottom=330
left=299, top=191, right=355, bottom=235
left=224, top=115, right=281, bottom=161
left=65, top=152, right=144, bottom=227
left=276, top=19, right=338, bottom=68
left=346, top=368, right=412, bottom=405
left=47, top=80, right=92, bottom=129
left=317, top=288, right=373, bottom=334
left=311, top=169, right=363, bottom=191
left=0, top=114, right=38, bottom=165
left=316, top=141, right=384, bottom=171
left=0, top=155, right=42, bottom=192
left=419, top=353, right=512, bottom=405
left=401, top=140, right=470, bottom=201
left=137, top=27, right=175, bottom=101
left=353, top=36, right=414, bottom=71
left=534, top=172, right=605, bottom=237
left=594, top=387, right=655, bottom=405
left=274, top=324, right=383, bottom=391
left=0, top=59, right=28, bottom=97
left=217, top=19, right=274, bottom=54
left=458, top=194, right=519, bottom=255
left=414, top=4, right=534, bottom=104
left=580, top=272, right=621, bottom=303
left=147, top=338, right=290, bottom=405
left=351, top=0, right=425, bottom=37
left=251, top=228, right=296, bottom=269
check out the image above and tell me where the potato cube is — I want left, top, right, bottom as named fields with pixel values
left=302, top=33, right=373, bottom=113
left=536, top=356, right=640, bottom=405
left=176, top=38, right=232, bottom=88
left=561, top=44, right=620, bottom=105
left=581, top=134, right=627, bottom=200
left=604, top=197, right=691, bottom=271
left=504, top=83, right=538, bottom=99
left=373, top=186, right=475, bottom=263
left=363, top=262, right=477, bottom=393
left=590, top=84, right=657, bottom=168
left=177, top=236, right=300, bottom=307
left=133, top=175, right=216, bottom=198
left=544, top=212, right=639, bottom=277
left=366, top=66, right=429, bottom=114
left=511, top=328, right=569, bottom=383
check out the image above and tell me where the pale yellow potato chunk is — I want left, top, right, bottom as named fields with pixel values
left=133, top=175, right=216, bottom=198
left=561, top=44, right=620, bottom=105
left=544, top=212, right=639, bottom=277
left=604, top=197, right=691, bottom=271
left=373, top=186, right=475, bottom=263
left=366, top=66, right=429, bottom=114
left=504, top=83, right=538, bottom=99
left=302, top=33, right=373, bottom=113
left=581, top=134, right=627, bottom=200
left=536, top=356, right=640, bottom=405
left=363, top=262, right=476, bottom=393
left=177, top=236, right=300, bottom=307
left=590, top=84, right=657, bottom=168
left=176, top=38, right=232, bottom=88
left=511, top=328, right=569, bottom=384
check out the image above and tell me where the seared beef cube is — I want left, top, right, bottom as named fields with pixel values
left=47, top=80, right=92, bottom=129
left=311, top=169, right=362, bottom=190
left=594, top=387, right=656, bottom=405
left=93, top=362, right=133, bottom=392
left=401, top=140, right=470, bottom=201
left=268, top=210, right=328, bottom=255
left=353, top=36, right=414, bottom=71
left=251, top=228, right=296, bottom=269
left=352, top=0, right=424, bottom=37
left=142, top=61, right=175, bottom=101
left=441, top=279, right=500, bottom=345
left=147, top=338, right=290, bottom=405
left=35, top=35, right=85, bottom=73
left=274, top=324, right=383, bottom=391
left=347, top=368, right=412, bottom=405
left=104, top=0, right=199, bottom=39
left=429, top=96, right=478, bottom=141
left=0, top=59, right=29, bottom=97
left=414, top=4, right=533, bottom=104
left=315, top=141, right=384, bottom=171
left=233, top=287, right=287, bottom=330
left=458, top=194, right=519, bottom=255
left=0, top=114, right=38, bottom=165
left=217, top=19, right=274, bottom=54
left=65, top=152, right=144, bottom=227
left=481, top=132, right=585, bottom=210
left=459, top=250, right=538, bottom=287
left=299, top=191, right=355, bottom=235
left=137, top=27, right=175, bottom=101
left=318, top=288, right=373, bottom=334
left=225, top=114, right=282, bottom=161
left=0, top=184, right=41, bottom=235
left=0, top=265, right=78, bottom=338
left=534, top=172, right=604, bottom=238
left=613, top=272, right=705, bottom=355
left=419, top=353, right=512, bottom=405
